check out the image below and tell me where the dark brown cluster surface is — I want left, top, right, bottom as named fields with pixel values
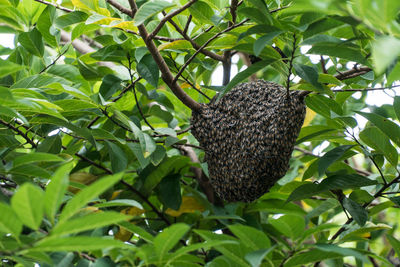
left=191, top=80, right=306, bottom=202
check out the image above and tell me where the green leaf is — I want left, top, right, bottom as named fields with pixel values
left=29, top=236, right=131, bottom=252
left=99, top=74, right=123, bottom=100
left=52, top=211, right=131, bottom=236
left=37, top=135, right=62, bottom=154
left=13, top=152, right=64, bottom=167
left=372, top=36, right=400, bottom=74
left=357, top=111, right=400, bottom=147
left=218, top=59, right=275, bottom=100
left=44, top=163, right=73, bottom=224
left=253, top=31, right=282, bottom=57
left=106, top=141, right=128, bottom=173
left=285, top=249, right=342, bottom=267
left=94, top=199, right=143, bottom=209
left=11, top=183, right=44, bottom=230
left=238, top=7, right=270, bottom=24
left=158, top=173, right=182, bottom=210
left=0, top=202, right=22, bottom=238
left=343, top=197, right=368, bottom=226
left=228, top=224, right=271, bottom=250
left=308, top=42, right=368, bottom=65
left=269, top=214, right=305, bottom=240
left=58, top=173, right=123, bottom=222
left=386, top=235, right=400, bottom=258
left=134, top=0, right=175, bottom=26
left=18, top=28, right=44, bottom=57
left=359, top=127, right=398, bottom=167
left=36, top=5, right=57, bottom=47
left=118, top=221, right=154, bottom=243
left=394, top=96, right=400, bottom=121
left=137, top=54, right=159, bottom=88
left=189, top=1, right=214, bottom=25
left=91, top=45, right=126, bottom=62
left=154, top=223, right=190, bottom=261
left=55, top=11, right=88, bottom=28
left=287, top=174, right=378, bottom=202
left=245, top=247, right=275, bottom=267
left=315, top=244, right=368, bottom=262
left=294, top=64, right=324, bottom=91
left=150, top=145, right=166, bottom=166
left=0, top=59, right=25, bottom=78
left=318, top=145, right=354, bottom=176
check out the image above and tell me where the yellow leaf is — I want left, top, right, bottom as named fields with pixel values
left=181, top=82, right=201, bottom=90
left=158, top=40, right=192, bottom=51
left=110, top=190, right=123, bottom=200
left=302, top=108, right=316, bottom=127
left=115, top=226, right=133, bottom=241
left=98, top=7, right=111, bottom=17
left=165, top=196, right=205, bottom=217
left=121, top=207, right=145, bottom=216
left=71, top=0, right=90, bottom=10
left=111, top=21, right=138, bottom=32
left=92, top=17, right=120, bottom=25
left=68, top=172, right=97, bottom=193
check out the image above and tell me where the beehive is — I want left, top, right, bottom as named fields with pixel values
left=191, top=80, right=306, bottom=202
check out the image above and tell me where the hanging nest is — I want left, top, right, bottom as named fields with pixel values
left=191, top=80, right=307, bottom=202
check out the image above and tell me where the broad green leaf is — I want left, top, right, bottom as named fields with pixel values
left=99, top=74, right=122, bottom=100
left=36, top=5, right=57, bottom=47
left=11, top=183, right=44, bottom=230
left=253, top=31, right=282, bottom=56
left=308, top=42, right=368, bottom=65
left=189, top=1, right=214, bottom=25
left=91, top=45, right=126, bottom=62
left=0, top=59, right=25, bottom=78
left=106, top=141, right=128, bottom=173
left=0, top=106, right=28, bottom=124
left=134, top=0, right=175, bottom=26
left=13, top=152, right=64, bottom=167
left=117, top=221, right=154, bottom=243
left=18, top=28, right=44, bottom=57
left=37, top=135, right=62, bottom=154
left=315, top=244, right=367, bottom=262
left=245, top=248, right=275, bottom=267
left=238, top=7, right=270, bottom=24
left=44, top=163, right=73, bottom=224
left=29, top=236, right=131, bottom=252
left=343, top=197, right=368, bottom=226
left=318, top=145, right=354, bottom=176
left=52, top=211, right=131, bottom=236
left=357, top=111, right=400, bottom=147
left=394, top=96, right=400, bottom=121
left=372, top=36, right=400, bottom=74
left=158, top=173, right=182, bottom=210
left=0, top=202, right=22, bottom=238
left=269, top=214, right=305, bottom=240
left=287, top=174, right=378, bottom=202
left=150, top=145, right=166, bottom=166
left=58, top=173, right=123, bottom=222
left=341, top=224, right=391, bottom=242
left=137, top=54, right=159, bottom=88
left=94, top=199, right=143, bottom=209
left=55, top=11, right=88, bottom=28
left=217, top=59, right=275, bottom=100
left=154, top=223, right=190, bottom=261
left=386, top=235, right=400, bottom=258
left=359, top=127, right=398, bottom=167
left=285, top=249, right=342, bottom=267
left=228, top=224, right=270, bottom=250
left=305, top=198, right=339, bottom=223
left=294, top=64, right=324, bottom=91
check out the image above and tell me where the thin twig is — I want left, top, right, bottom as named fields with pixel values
left=335, top=67, right=372, bottom=80
left=148, top=0, right=197, bottom=40
left=183, top=15, right=192, bottom=35
left=40, top=48, right=69, bottom=74
left=0, top=119, right=37, bottom=148
left=172, top=19, right=249, bottom=85
left=34, top=0, right=73, bottom=12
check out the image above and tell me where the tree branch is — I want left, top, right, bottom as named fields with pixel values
left=33, top=0, right=73, bottom=12
left=0, top=119, right=37, bottom=148
left=148, top=0, right=198, bottom=40
left=128, top=1, right=201, bottom=111
left=105, top=0, right=133, bottom=16
left=335, top=67, right=372, bottom=80
left=172, top=19, right=249, bottom=85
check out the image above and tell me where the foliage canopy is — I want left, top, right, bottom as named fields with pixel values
left=1, top=0, right=400, bottom=266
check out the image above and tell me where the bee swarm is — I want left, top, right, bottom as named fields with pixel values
left=191, top=80, right=306, bottom=202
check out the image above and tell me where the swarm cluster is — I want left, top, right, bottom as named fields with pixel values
left=191, top=80, right=306, bottom=202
